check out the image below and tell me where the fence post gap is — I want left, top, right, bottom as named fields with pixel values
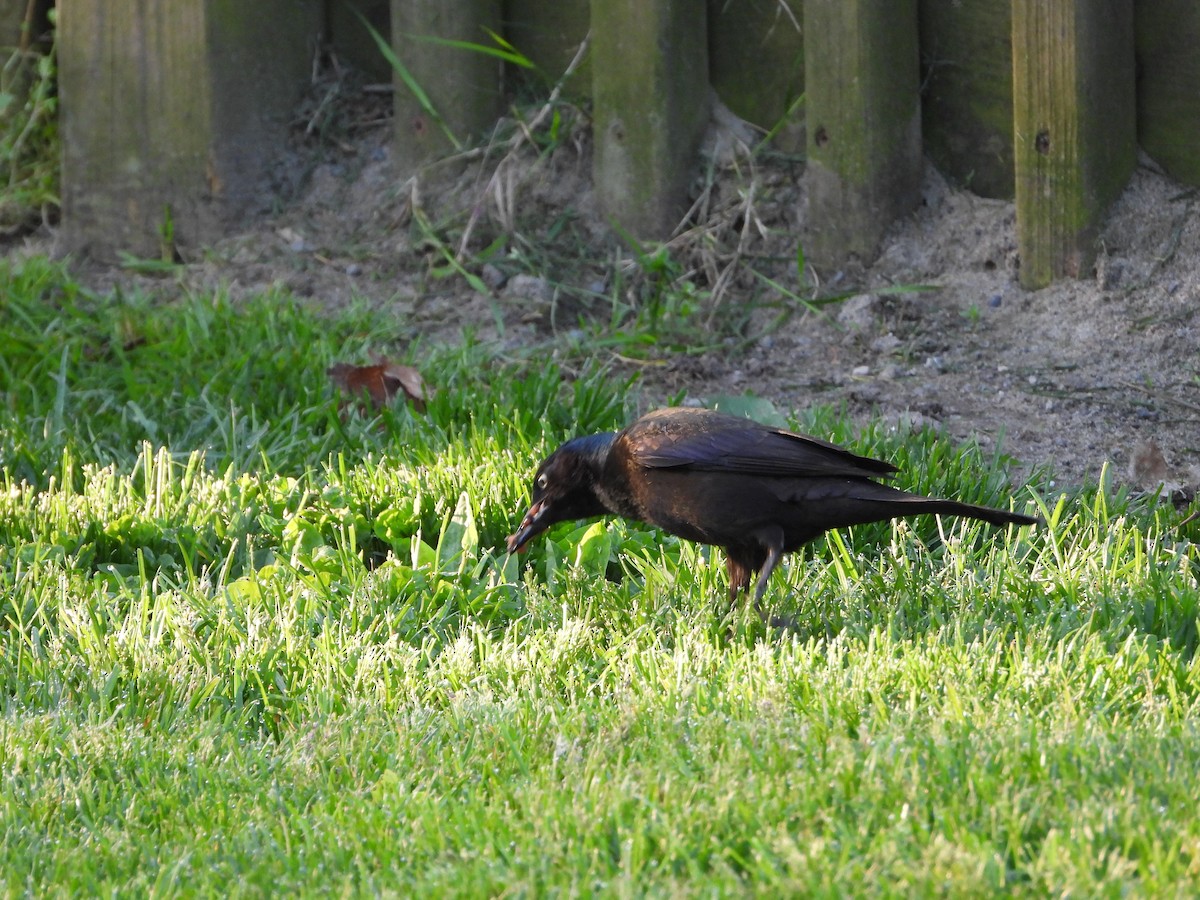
left=390, top=0, right=505, bottom=174
left=328, top=0, right=393, bottom=82
left=1135, top=0, right=1200, bottom=188
left=919, top=0, right=1014, bottom=200
left=708, top=0, right=804, bottom=152
left=504, top=0, right=591, bottom=97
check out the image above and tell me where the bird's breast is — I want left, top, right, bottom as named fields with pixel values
left=591, top=462, right=643, bottom=521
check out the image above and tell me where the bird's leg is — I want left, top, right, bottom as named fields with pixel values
left=725, top=559, right=748, bottom=602
left=751, top=527, right=786, bottom=623
left=723, top=556, right=751, bottom=618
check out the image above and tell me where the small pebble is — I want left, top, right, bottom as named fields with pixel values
left=837, top=294, right=881, bottom=331
left=345, top=263, right=362, bottom=277
left=480, top=264, right=506, bottom=290
left=852, top=365, right=871, bottom=377
left=988, top=294, right=1002, bottom=308
left=504, top=274, right=552, bottom=303
left=870, top=332, right=900, bottom=353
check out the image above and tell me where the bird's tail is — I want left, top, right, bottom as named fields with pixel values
left=899, top=497, right=1040, bottom=528
left=806, top=480, right=1040, bottom=531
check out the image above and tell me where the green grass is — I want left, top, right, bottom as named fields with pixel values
left=2, top=256, right=1200, bottom=895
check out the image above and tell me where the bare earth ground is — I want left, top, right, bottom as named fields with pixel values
left=14, top=94, right=1200, bottom=498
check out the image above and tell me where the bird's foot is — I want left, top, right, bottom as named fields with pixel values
left=753, top=599, right=799, bottom=631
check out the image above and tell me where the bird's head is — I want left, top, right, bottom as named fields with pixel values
left=506, top=432, right=617, bottom=554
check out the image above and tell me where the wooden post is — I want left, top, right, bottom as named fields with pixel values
left=708, top=0, right=804, bottom=150
left=591, top=0, right=709, bottom=240
left=1012, top=0, right=1136, bottom=289
left=504, top=0, right=591, bottom=95
left=918, top=0, right=1014, bottom=199
left=58, top=1, right=322, bottom=261
left=803, top=0, right=922, bottom=270
left=390, top=0, right=504, bottom=172
left=1135, top=0, right=1200, bottom=187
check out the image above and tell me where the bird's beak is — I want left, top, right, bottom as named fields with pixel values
left=506, top=499, right=549, bottom=554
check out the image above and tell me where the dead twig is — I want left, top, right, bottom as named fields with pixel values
left=1120, top=380, right=1200, bottom=416
left=455, top=33, right=592, bottom=260
left=705, top=158, right=760, bottom=324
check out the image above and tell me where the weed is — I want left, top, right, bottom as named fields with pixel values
left=0, top=7, right=58, bottom=234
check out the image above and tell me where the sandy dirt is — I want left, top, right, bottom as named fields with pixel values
left=12, top=84, right=1200, bottom=500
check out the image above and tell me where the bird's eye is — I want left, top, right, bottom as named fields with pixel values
left=536, top=473, right=548, bottom=491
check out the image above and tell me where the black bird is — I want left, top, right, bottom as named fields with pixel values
left=507, top=407, right=1039, bottom=612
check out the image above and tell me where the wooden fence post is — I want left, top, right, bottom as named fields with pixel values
left=708, top=0, right=804, bottom=150
left=591, top=0, right=709, bottom=240
left=803, top=0, right=922, bottom=270
left=58, top=1, right=321, bottom=261
left=390, top=0, right=504, bottom=173
left=1135, top=0, right=1200, bottom=187
left=1012, top=0, right=1135, bottom=289
left=918, top=0, right=1013, bottom=199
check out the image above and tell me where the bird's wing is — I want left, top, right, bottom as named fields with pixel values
left=627, top=417, right=898, bottom=480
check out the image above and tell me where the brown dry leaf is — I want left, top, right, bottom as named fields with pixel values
left=1129, top=439, right=1171, bottom=487
left=381, top=362, right=428, bottom=412
left=327, top=359, right=429, bottom=414
left=1128, top=440, right=1195, bottom=512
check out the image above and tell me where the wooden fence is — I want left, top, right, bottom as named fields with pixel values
left=33, top=0, right=1200, bottom=288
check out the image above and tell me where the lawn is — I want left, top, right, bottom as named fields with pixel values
left=2, top=256, right=1199, bottom=895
